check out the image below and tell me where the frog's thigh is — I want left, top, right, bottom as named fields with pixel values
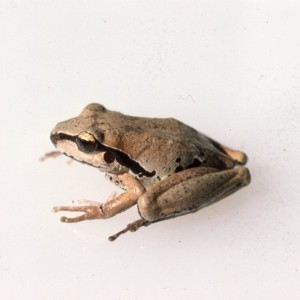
left=138, top=167, right=251, bottom=222
left=205, top=136, right=248, bottom=165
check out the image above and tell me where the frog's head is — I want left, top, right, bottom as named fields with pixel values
left=50, top=103, right=155, bottom=179
left=50, top=103, right=126, bottom=173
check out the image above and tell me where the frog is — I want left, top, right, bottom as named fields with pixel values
left=50, top=103, right=251, bottom=241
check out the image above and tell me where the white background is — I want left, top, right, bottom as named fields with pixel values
left=1, top=1, right=300, bottom=299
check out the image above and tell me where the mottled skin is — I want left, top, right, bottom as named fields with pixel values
left=51, top=103, right=251, bottom=241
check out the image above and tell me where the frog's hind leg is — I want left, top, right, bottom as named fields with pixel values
left=109, top=166, right=251, bottom=241
left=137, top=166, right=251, bottom=223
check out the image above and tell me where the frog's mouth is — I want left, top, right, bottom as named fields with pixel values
left=51, top=132, right=156, bottom=178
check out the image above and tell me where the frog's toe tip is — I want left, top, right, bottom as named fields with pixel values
left=60, top=216, right=68, bottom=222
left=108, top=236, right=116, bottom=242
left=52, top=207, right=59, bottom=213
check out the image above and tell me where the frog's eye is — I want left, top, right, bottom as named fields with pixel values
left=76, top=132, right=98, bottom=153
left=103, top=151, right=115, bottom=164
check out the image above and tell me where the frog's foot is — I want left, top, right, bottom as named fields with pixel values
left=52, top=205, right=104, bottom=222
left=108, top=219, right=151, bottom=242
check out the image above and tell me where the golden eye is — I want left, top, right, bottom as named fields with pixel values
left=76, top=132, right=97, bottom=153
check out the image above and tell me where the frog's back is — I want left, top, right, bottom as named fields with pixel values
left=56, top=103, right=243, bottom=188
left=81, top=104, right=230, bottom=156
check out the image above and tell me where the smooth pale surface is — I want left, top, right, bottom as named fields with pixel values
left=1, top=1, right=299, bottom=299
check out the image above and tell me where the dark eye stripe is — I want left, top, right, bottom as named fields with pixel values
left=103, top=151, right=115, bottom=164
left=110, top=148, right=156, bottom=178
left=51, top=132, right=156, bottom=178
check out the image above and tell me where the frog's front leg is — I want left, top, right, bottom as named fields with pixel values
left=52, top=173, right=146, bottom=222
left=137, top=166, right=251, bottom=222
